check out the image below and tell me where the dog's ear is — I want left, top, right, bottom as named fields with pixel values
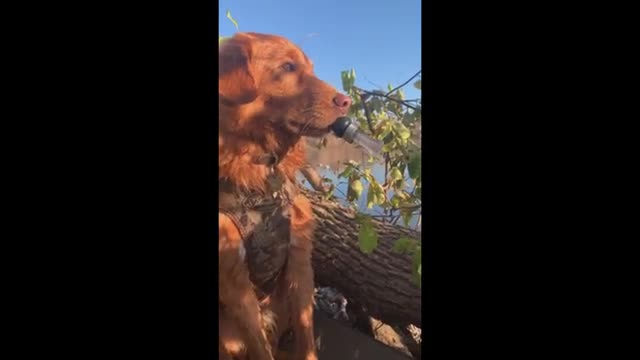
left=219, top=34, right=257, bottom=105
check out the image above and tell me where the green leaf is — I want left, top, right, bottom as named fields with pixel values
left=395, top=125, right=411, bottom=140
left=366, top=181, right=385, bottom=208
left=411, top=107, right=422, bottom=122
left=362, top=168, right=374, bottom=183
left=323, top=184, right=335, bottom=201
left=393, top=237, right=415, bottom=254
left=368, top=182, right=385, bottom=206
left=347, top=107, right=358, bottom=117
left=338, top=165, right=354, bottom=179
left=341, top=70, right=354, bottom=92
left=393, top=178, right=405, bottom=191
left=390, top=167, right=403, bottom=181
left=357, top=215, right=378, bottom=254
left=356, top=117, right=369, bottom=130
left=390, top=195, right=402, bottom=208
left=411, top=250, right=422, bottom=286
left=401, top=208, right=413, bottom=227
left=408, top=154, right=421, bottom=180
left=413, top=79, right=421, bottom=90
left=378, top=122, right=393, bottom=140
left=369, top=97, right=384, bottom=113
left=381, top=142, right=395, bottom=153
left=366, top=184, right=375, bottom=209
left=402, top=111, right=417, bottom=126
left=350, top=179, right=363, bottom=199
left=340, top=70, right=349, bottom=90
left=226, top=10, right=239, bottom=30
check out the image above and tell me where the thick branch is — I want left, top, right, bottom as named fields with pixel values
left=304, top=188, right=422, bottom=327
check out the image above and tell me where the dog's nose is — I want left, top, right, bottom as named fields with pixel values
left=332, top=93, right=352, bottom=109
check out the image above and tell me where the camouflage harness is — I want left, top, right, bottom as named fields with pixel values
left=219, top=154, right=297, bottom=300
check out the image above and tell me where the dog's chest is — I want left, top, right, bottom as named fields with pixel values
left=242, top=206, right=291, bottom=298
left=219, top=177, right=296, bottom=299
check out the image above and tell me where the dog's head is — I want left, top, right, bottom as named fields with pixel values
left=219, top=32, right=352, bottom=138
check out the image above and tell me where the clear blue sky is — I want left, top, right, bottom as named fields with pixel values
left=218, top=0, right=421, bottom=100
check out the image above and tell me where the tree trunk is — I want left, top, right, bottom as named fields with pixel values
left=303, top=189, right=422, bottom=328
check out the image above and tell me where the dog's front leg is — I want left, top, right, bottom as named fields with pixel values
left=219, top=213, right=274, bottom=360
left=285, top=195, right=318, bottom=360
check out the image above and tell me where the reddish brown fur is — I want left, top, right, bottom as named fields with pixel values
left=218, top=32, right=350, bottom=360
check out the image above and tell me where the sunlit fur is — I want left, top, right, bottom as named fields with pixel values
left=218, top=32, right=350, bottom=360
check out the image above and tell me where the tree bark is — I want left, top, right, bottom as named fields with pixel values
left=303, top=189, right=422, bottom=328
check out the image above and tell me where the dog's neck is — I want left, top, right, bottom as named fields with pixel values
left=218, top=100, right=308, bottom=192
left=219, top=126, right=306, bottom=193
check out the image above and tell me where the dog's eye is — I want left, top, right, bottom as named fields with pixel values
left=281, top=62, right=296, bottom=72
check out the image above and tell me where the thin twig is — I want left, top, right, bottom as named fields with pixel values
left=371, top=211, right=420, bottom=219
left=410, top=181, right=419, bottom=196
left=385, top=70, right=422, bottom=97
left=333, top=185, right=348, bottom=199
left=355, top=87, right=418, bottom=111
left=300, top=164, right=329, bottom=193
left=391, top=204, right=422, bottom=212
left=357, top=90, right=375, bottom=133
left=383, top=153, right=391, bottom=215
left=363, top=76, right=384, bottom=91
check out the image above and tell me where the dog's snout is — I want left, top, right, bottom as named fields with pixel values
left=332, top=93, right=352, bottom=110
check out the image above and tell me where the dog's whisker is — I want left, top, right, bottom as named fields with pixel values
left=299, top=118, right=314, bottom=135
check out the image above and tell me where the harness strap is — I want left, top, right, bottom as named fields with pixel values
left=219, top=163, right=299, bottom=300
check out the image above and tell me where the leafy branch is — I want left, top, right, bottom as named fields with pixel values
left=338, top=68, right=422, bottom=283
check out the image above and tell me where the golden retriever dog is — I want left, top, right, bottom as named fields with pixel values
left=218, top=32, right=352, bottom=360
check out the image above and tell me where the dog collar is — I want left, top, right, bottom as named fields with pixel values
left=254, top=152, right=279, bottom=167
